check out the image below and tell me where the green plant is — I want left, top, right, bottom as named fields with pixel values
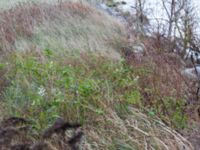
left=1, top=48, right=189, bottom=131
left=1, top=51, right=141, bottom=131
left=161, top=97, right=188, bottom=129
left=124, top=90, right=141, bottom=106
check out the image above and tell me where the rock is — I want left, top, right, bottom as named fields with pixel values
left=113, top=0, right=135, bottom=14
left=132, top=44, right=145, bottom=54
left=95, top=3, right=127, bottom=23
left=184, top=48, right=200, bottom=64
left=132, top=44, right=145, bottom=61
left=181, top=65, right=200, bottom=80
left=120, top=44, right=145, bottom=63
left=181, top=68, right=198, bottom=80
left=96, top=3, right=118, bottom=16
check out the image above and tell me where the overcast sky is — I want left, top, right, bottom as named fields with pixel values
left=131, top=0, right=199, bottom=35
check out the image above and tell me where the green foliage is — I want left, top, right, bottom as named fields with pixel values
left=106, top=1, right=115, bottom=7
left=124, top=90, right=141, bottom=106
left=110, top=140, right=137, bottom=150
left=144, top=95, right=187, bottom=129
left=2, top=51, right=140, bottom=131
left=1, top=49, right=188, bottom=131
left=162, top=97, right=187, bottom=129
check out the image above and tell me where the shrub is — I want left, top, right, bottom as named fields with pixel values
left=2, top=51, right=140, bottom=131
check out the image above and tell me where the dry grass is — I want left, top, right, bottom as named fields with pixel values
left=140, top=34, right=199, bottom=104
left=0, top=0, right=69, bottom=10
left=0, top=1, right=126, bottom=59
left=0, top=1, right=195, bottom=149
left=0, top=50, right=194, bottom=150
left=82, top=106, right=194, bottom=150
left=120, top=34, right=195, bottom=129
left=0, top=108, right=194, bottom=150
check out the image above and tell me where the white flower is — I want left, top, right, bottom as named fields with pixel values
left=49, top=61, right=54, bottom=68
left=134, top=76, right=139, bottom=81
left=38, top=86, right=46, bottom=97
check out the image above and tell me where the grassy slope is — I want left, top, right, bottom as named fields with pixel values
left=0, top=1, right=194, bottom=150
left=0, top=0, right=78, bottom=9
left=1, top=51, right=193, bottom=150
left=0, top=1, right=125, bottom=60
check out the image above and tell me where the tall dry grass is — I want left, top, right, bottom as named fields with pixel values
left=0, top=1, right=195, bottom=149
left=120, top=33, right=200, bottom=129
left=0, top=1, right=126, bottom=59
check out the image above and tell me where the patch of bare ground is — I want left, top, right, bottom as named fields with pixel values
left=0, top=117, right=83, bottom=150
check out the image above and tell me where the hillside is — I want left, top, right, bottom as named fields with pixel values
left=0, top=0, right=197, bottom=150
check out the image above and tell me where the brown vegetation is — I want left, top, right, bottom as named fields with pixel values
left=0, top=1, right=125, bottom=59
left=0, top=2, right=93, bottom=51
left=0, top=117, right=83, bottom=150
left=0, top=0, right=197, bottom=149
left=121, top=33, right=200, bottom=128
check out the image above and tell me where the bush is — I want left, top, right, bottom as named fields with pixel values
left=2, top=50, right=140, bottom=131
left=1, top=47, right=189, bottom=131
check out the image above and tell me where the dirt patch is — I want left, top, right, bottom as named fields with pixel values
left=0, top=117, right=83, bottom=150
